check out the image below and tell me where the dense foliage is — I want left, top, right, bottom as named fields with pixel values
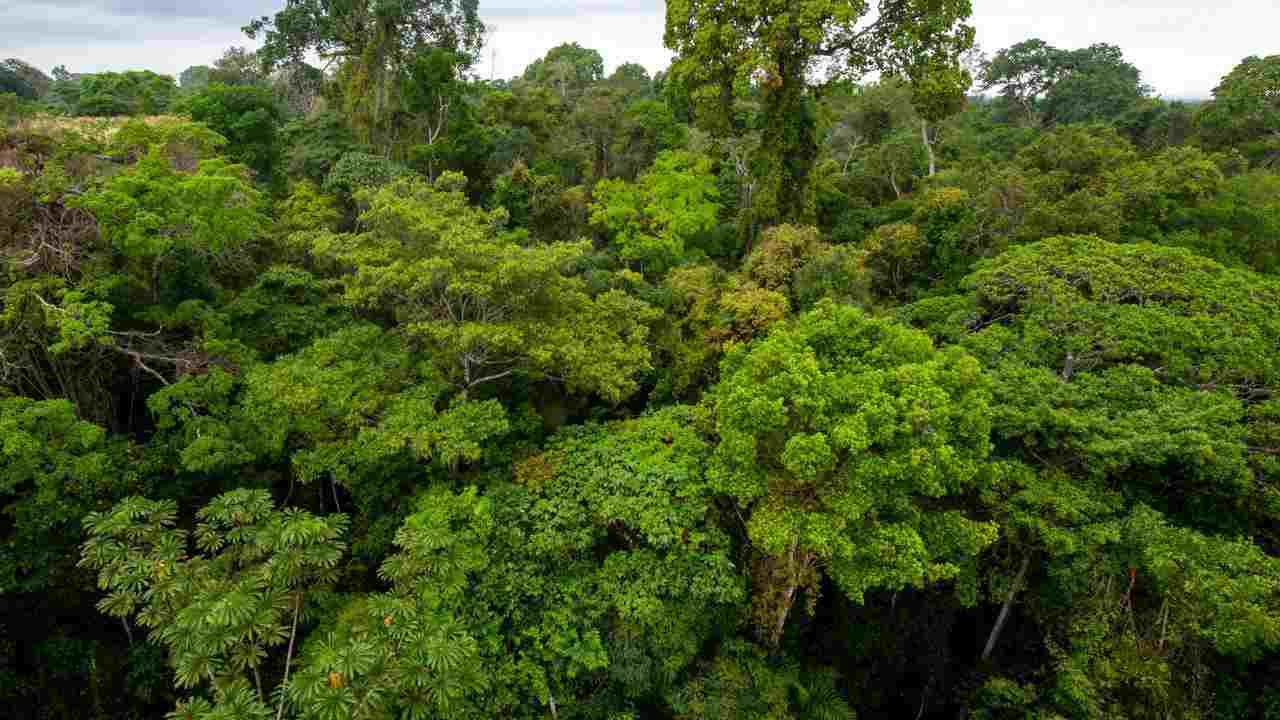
left=2, top=6, right=1279, bottom=720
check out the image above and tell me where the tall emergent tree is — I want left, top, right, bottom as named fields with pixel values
left=664, top=0, right=975, bottom=221
left=1196, top=54, right=1280, bottom=166
left=246, top=0, right=485, bottom=150
left=981, top=40, right=1148, bottom=127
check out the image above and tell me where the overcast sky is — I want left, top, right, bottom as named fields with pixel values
left=1, top=0, right=1275, bottom=98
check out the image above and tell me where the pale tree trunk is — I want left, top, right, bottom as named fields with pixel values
left=276, top=595, right=302, bottom=720
left=981, top=551, right=1033, bottom=662
left=424, top=95, right=450, bottom=182
left=921, top=119, right=937, bottom=177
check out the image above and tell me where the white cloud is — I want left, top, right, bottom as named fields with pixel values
left=474, top=11, right=672, bottom=80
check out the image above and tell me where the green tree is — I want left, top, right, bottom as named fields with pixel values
left=608, top=62, right=653, bottom=101
left=499, top=407, right=746, bottom=711
left=901, top=236, right=1280, bottom=711
left=522, top=43, right=605, bottom=101
left=590, top=150, right=721, bottom=277
left=708, top=301, right=997, bottom=645
left=210, top=47, right=268, bottom=86
left=74, top=70, right=178, bottom=116
left=981, top=40, right=1148, bottom=127
left=177, top=83, right=284, bottom=181
left=179, top=65, right=213, bottom=93
left=0, top=58, right=51, bottom=99
left=670, top=639, right=853, bottom=720
left=77, top=150, right=266, bottom=304
left=400, top=48, right=468, bottom=179
left=80, top=490, right=348, bottom=713
left=310, top=173, right=657, bottom=401
left=246, top=0, right=485, bottom=150
left=571, top=83, right=629, bottom=181
left=665, top=0, right=974, bottom=220
left=0, top=398, right=136, bottom=594
left=1196, top=55, right=1280, bottom=166
left=286, top=487, right=490, bottom=720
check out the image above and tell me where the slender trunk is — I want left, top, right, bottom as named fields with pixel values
left=889, top=169, right=902, bottom=200
left=981, top=552, right=1033, bottom=662
left=768, top=542, right=803, bottom=647
left=276, top=596, right=302, bottom=720
left=772, top=582, right=798, bottom=647
left=253, top=665, right=265, bottom=702
left=120, top=617, right=134, bottom=646
left=548, top=689, right=559, bottom=720
left=921, top=119, right=937, bottom=177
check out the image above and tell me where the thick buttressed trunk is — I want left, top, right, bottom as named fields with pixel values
left=755, top=542, right=818, bottom=647
left=760, top=61, right=817, bottom=224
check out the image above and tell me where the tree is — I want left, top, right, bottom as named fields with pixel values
left=909, top=58, right=971, bottom=176
left=522, top=43, right=605, bottom=101
left=177, top=83, right=284, bottom=181
left=900, top=235, right=1280, bottom=704
left=246, top=0, right=485, bottom=150
left=285, top=487, right=490, bottom=720
left=280, top=112, right=360, bottom=184
left=321, top=151, right=412, bottom=198
left=400, top=48, right=468, bottom=179
left=501, top=407, right=747, bottom=710
left=615, top=98, right=687, bottom=180
left=1196, top=55, right=1280, bottom=166
left=982, top=40, right=1147, bottom=127
left=590, top=150, right=722, bottom=277
left=80, top=490, right=348, bottom=714
left=571, top=83, right=629, bottom=181
left=821, top=79, right=918, bottom=178
left=76, top=150, right=266, bottom=304
left=670, top=639, right=853, bottom=720
left=0, top=398, right=136, bottom=594
left=308, top=173, right=657, bottom=401
left=608, top=62, right=653, bottom=101
left=271, top=61, right=326, bottom=117
left=0, top=58, right=51, bottom=99
left=665, top=0, right=975, bottom=220
left=72, top=71, right=178, bottom=116
left=978, top=39, right=1059, bottom=125
left=708, top=301, right=997, bottom=645
left=178, top=65, right=213, bottom=93
left=210, top=47, right=268, bottom=86
left=1041, top=44, right=1148, bottom=125
left=948, top=237, right=1279, bottom=540
left=860, top=221, right=926, bottom=298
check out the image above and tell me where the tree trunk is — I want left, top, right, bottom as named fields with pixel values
left=766, top=542, right=811, bottom=647
left=253, top=665, right=265, bottom=702
left=276, top=595, right=302, bottom=720
left=981, top=551, right=1033, bottom=662
left=921, top=119, right=937, bottom=177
